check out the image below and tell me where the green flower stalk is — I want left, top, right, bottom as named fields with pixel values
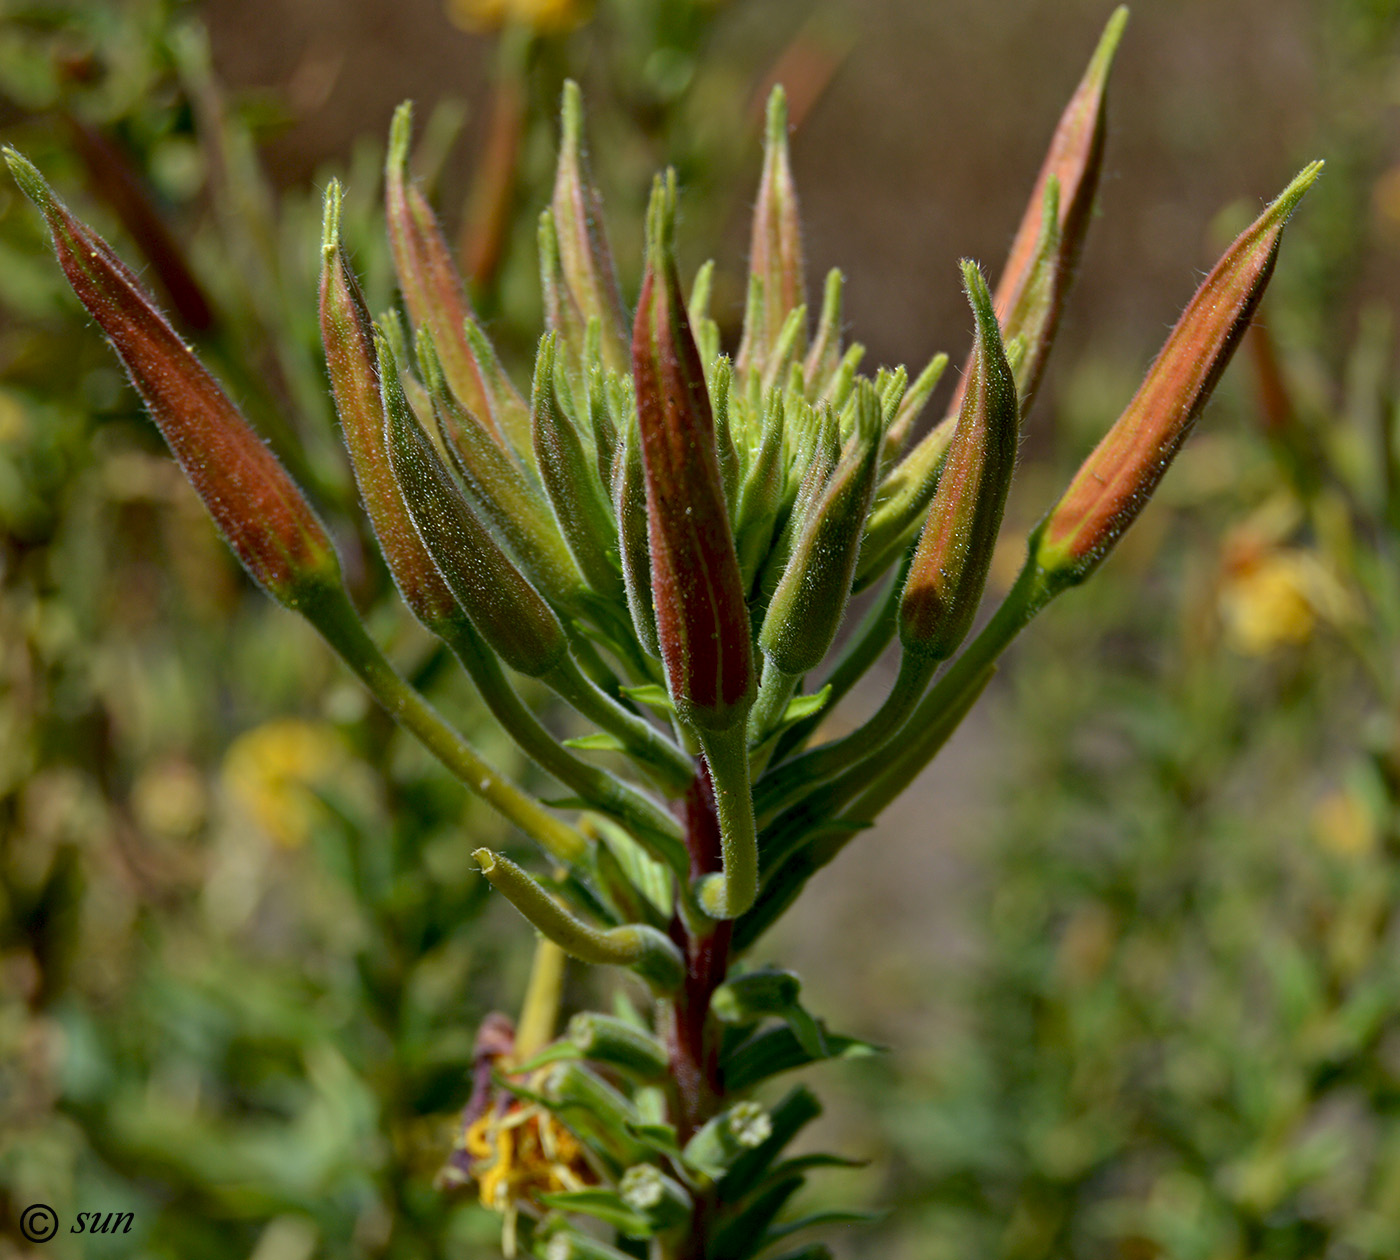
left=8, top=10, right=1323, bottom=1253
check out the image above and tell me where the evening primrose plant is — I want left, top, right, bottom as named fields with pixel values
left=5, top=8, right=1321, bottom=1256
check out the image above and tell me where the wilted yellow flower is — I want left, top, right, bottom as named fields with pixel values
left=445, top=0, right=588, bottom=34
left=222, top=719, right=342, bottom=847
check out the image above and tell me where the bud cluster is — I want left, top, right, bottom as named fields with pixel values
left=5, top=8, right=1320, bottom=1253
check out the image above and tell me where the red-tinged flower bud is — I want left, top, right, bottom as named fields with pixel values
left=550, top=81, right=629, bottom=376
left=5, top=148, right=340, bottom=609
left=386, top=103, right=529, bottom=450
left=735, top=87, right=807, bottom=380
left=380, top=330, right=570, bottom=678
left=319, top=182, right=463, bottom=631
left=633, top=172, right=755, bottom=732
left=1036, top=162, right=1323, bottom=586
left=900, top=262, right=1020, bottom=659
left=943, top=7, right=1126, bottom=423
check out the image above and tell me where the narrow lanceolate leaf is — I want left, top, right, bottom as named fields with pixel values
left=551, top=80, right=629, bottom=375
left=900, top=262, right=1019, bottom=660
left=531, top=332, right=623, bottom=602
left=633, top=171, right=755, bottom=732
left=1035, top=162, right=1324, bottom=587
left=736, top=86, right=807, bottom=380
left=6, top=148, right=340, bottom=609
left=321, top=182, right=460, bottom=629
left=616, top=415, right=660, bottom=659
left=386, top=102, right=528, bottom=449
left=380, top=331, right=569, bottom=677
left=760, top=383, right=881, bottom=675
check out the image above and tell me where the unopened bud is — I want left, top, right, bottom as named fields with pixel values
left=1036, top=162, right=1322, bottom=586
left=736, top=86, right=807, bottom=378
left=381, top=333, right=569, bottom=677
left=633, top=172, right=755, bottom=732
left=682, top=1101, right=774, bottom=1177
left=566, top=1012, right=670, bottom=1080
left=550, top=81, right=629, bottom=375
left=386, top=103, right=529, bottom=449
left=321, top=182, right=461, bottom=630
left=900, top=262, right=1019, bottom=659
left=619, top=1164, right=693, bottom=1229
left=6, top=149, right=340, bottom=609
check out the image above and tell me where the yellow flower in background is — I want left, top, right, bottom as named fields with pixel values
left=1311, top=787, right=1378, bottom=858
left=445, top=0, right=588, bottom=34
left=1216, top=500, right=1357, bottom=656
left=222, top=719, right=342, bottom=847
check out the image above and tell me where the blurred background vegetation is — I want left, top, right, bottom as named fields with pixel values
left=2, top=0, right=1399, bottom=1257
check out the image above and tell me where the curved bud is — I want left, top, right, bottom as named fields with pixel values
left=6, top=149, right=340, bottom=609
left=681, top=1101, right=774, bottom=1177
left=474, top=849, right=684, bottom=991
left=551, top=81, right=629, bottom=375
left=633, top=171, right=755, bottom=732
left=1035, top=162, right=1323, bottom=586
left=736, top=86, right=808, bottom=378
left=620, top=1164, right=693, bottom=1230
left=380, top=331, right=569, bottom=677
left=386, top=103, right=529, bottom=449
left=566, top=1012, right=670, bottom=1080
left=320, top=182, right=460, bottom=629
left=900, top=262, right=1019, bottom=659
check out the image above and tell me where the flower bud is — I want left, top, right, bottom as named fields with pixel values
left=736, top=86, right=807, bottom=379
left=380, top=331, right=569, bottom=677
left=1035, top=162, right=1323, bottom=586
left=386, top=103, right=529, bottom=449
left=900, top=262, right=1019, bottom=659
left=619, top=1164, right=693, bottom=1230
left=531, top=333, right=623, bottom=603
left=550, top=81, right=630, bottom=376
left=633, top=171, right=755, bottom=732
left=477, top=848, right=685, bottom=990
left=760, top=383, right=881, bottom=675
left=566, top=1012, right=670, bottom=1080
left=320, top=182, right=461, bottom=631
left=682, top=1101, right=774, bottom=1177
left=615, top=413, right=661, bottom=659
left=6, top=149, right=340, bottom=609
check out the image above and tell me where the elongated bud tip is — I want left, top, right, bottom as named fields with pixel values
left=4, top=147, right=50, bottom=212
left=644, top=170, right=678, bottom=264
left=533, top=329, right=558, bottom=398
left=472, top=847, right=497, bottom=873
left=561, top=78, right=584, bottom=149
left=765, top=83, right=789, bottom=150
left=1093, top=6, right=1130, bottom=80
left=1271, top=158, right=1325, bottom=218
left=960, top=258, right=997, bottom=338
left=322, top=178, right=343, bottom=259
left=388, top=101, right=413, bottom=177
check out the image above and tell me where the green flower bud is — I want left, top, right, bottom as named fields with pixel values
left=381, top=333, right=569, bottom=677
left=615, top=412, right=661, bottom=659
left=474, top=849, right=684, bottom=991
left=1035, top=162, right=1323, bottom=586
left=531, top=332, right=623, bottom=603
left=761, top=382, right=881, bottom=676
left=899, top=262, right=1019, bottom=660
left=566, top=1012, right=670, bottom=1080
left=5, top=149, right=340, bottom=610
left=619, top=1164, right=693, bottom=1230
left=682, top=1101, right=774, bottom=1177
left=711, top=969, right=803, bottom=1023
left=736, top=86, right=807, bottom=379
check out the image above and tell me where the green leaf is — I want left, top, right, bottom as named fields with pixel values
left=619, top=683, right=675, bottom=713
left=719, top=1087, right=822, bottom=1203
left=781, top=685, right=832, bottom=725
left=707, top=1175, right=804, bottom=1260
left=539, top=1189, right=655, bottom=1238
left=761, top=1207, right=886, bottom=1248
left=722, top=1025, right=881, bottom=1093
left=563, top=732, right=629, bottom=752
